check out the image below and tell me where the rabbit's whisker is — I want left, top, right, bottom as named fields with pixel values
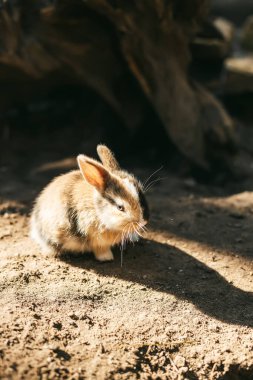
left=126, top=224, right=130, bottom=242
left=120, top=229, right=126, bottom=267
left=133, top=223, right=144, bottom=239
left=120, top=223, right=132, bottom=267
left=113, top=223, right=129, bottom=246
left=135, top=222, right=146, bottom=235
left=137, top=222, right=147, bottom=233
left=142, top=166, right=163, bottom=188
left=118, top=220, right=147, bottom=267
left=143, top=176, right=168, bottom=193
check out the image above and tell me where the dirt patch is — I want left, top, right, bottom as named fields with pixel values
left=1, top=144, right=253, bottom=379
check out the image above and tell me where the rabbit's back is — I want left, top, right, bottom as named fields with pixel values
left=30, top=170, right=88, bottom=254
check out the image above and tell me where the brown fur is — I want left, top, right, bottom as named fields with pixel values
left=30, top=146, right=149, bottom=262
left=97, top=144, right=120, bottom=171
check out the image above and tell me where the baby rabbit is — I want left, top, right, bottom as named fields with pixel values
left=30, top=145, right=149, bottom=261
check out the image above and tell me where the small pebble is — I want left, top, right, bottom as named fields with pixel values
left=174, top=355, right=186, bottom=368
left=179, top=366, right=189, bottom=374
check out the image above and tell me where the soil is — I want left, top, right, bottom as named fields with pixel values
left=1, top=130, right=253, bottom=380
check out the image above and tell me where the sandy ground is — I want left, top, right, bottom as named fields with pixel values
left=1, top=142, right=253, bottom=380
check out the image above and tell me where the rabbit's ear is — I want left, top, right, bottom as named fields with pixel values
left=97, top=145, right=120, bottom=171
left=77, top=155, right=109, bottom=192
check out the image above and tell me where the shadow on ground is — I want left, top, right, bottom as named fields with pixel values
left=62, top=238, right=253, bottom=328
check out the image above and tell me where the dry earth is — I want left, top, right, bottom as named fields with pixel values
left=1, top=138, right=253, bottom=380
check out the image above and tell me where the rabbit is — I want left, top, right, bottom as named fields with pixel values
left=30, top=145, right=149, bottom=261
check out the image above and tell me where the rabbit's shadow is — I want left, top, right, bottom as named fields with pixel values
left=62, top=239, right=253, bottom=327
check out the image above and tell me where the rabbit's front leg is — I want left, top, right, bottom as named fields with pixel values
left=94, top=247, right=114, bottom=262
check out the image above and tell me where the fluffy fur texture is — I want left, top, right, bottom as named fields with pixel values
left=30, top=145, right=149, bottom=261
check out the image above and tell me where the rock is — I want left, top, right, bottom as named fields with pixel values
left=223, top=56, right=253, bottom=93
left=214, top=18, right=235, bottom=45
left=174, top=355, right=186, bottom=368
left=240, top=15, right=253, bottom=51
left=179, top=366, right=189, bottom=374
left=191, top=18, right=234, bottom=61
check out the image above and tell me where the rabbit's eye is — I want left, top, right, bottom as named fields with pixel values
left=117, top=204, right=125, bottom=212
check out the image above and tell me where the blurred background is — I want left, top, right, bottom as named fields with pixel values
left=0, top=0, right=253, bottom=183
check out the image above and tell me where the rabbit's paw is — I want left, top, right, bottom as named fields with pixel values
left=94, top=249, right=114, bottom=262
